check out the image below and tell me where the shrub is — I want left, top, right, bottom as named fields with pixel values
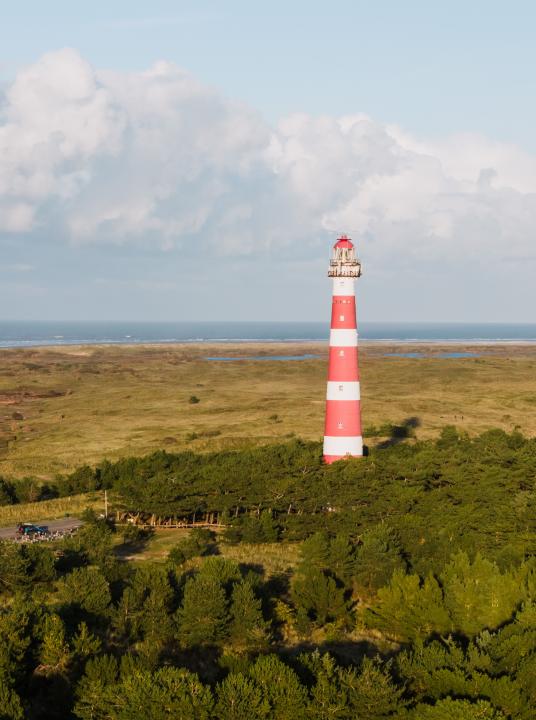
left=168, top=528, right=215, bottom=565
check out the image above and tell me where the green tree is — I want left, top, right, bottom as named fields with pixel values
left=25, top=543, right=57, bottom=584
left=71, top=622, right=101, bottom=664
left=38, top=614, right=70, bottom=675
left=168, top=528, right=215, bottom=565
left=396, top=631, right=533, bottom=720
left=0, top=478, right=16, bottom=506
left=56, top=566, right=111, bottom=617
left=74, top=655, right=118, bottom=720
left=112, top=667, right=213, bottom=719
left=397, top=639, right=468, bottom=703
left=177, top=575, right=228, bottom=647
left=0, top=599, right=32, bottom=685
left=248, top=655, right=308, bottom=720
left=515, top=653, right=536, bottom=712
left=0, top=601, right=30, bottom=716
left=13, top=476, right=42, bottom=503
left=484, top=601, right=536, bottom=699
left=215, top=673, right=270, bottom=720
left=229, top=580, right=270, bottom=651
left=76, top=520, right=114, bottom=567
left=241, top=512, right=280, bottom=544
left=113, top=564, right=175, bottom=664
left=299, top=532, right=331, bottom=572
left=346, top=657, right=406, bottom=719
left=0, top=543, right=29, bottom=594
left=440, top=553, right=524, bottom=636
left=364, top=571, right=450, bottom=642
left=0, top=682, right=24, bottom=720
left=354, top=525, right=406, bottom=594
left=121, top=524, right=152, bottom=548
left=328, top=534, right=357, bottom=585
left=259, top=510, right=280, bottom=542
left=307, top=652, right=405, bottom=720
left=405, top=698, right=506, bottom=719
left=64, top=465, right=100, bottom=494
left=292, top=568, right=349, bottom=628
left=197, top=557, right=242, bottom=588
left=306, top=652, right=350, bottom=719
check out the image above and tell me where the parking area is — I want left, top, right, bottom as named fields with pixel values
left=0, top=517, right=84, bottom=542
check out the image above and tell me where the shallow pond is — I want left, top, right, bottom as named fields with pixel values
left=384, top=352, right=481, bottom=359
left=205, top=354, right=320, bottom=362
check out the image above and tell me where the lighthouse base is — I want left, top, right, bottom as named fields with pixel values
left=322, top=435, right=363, bottom=464
left=323, top=453, right=363, bottom=465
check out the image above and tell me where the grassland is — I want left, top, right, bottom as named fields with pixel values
left=1, top=342, right=536, bottom=478
left=0, top=492, right=106, bottom=525
left=117, top=526, right=301, bottom=578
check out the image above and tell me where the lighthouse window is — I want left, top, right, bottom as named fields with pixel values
left=339, top=315, right=345, bottom=321
left=339, top=350, right=345, bottom=357
left=339, top=385, right=344, bottom=391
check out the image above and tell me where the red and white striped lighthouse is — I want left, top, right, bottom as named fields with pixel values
left=323, top=235, right=363, bottom=464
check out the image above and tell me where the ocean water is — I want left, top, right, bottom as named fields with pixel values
left=1, top=321, right=536, bottom=348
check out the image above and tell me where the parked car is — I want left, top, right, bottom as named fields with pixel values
left=16, top=523, right=49, bottom=537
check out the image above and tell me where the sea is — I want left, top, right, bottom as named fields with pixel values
left=1, top=321, right=536, bottom=348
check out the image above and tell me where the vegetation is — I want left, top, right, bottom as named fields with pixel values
left=37, top=426, right=535, bottom=571
left=0, top=493, right=105, bottom=526
left=2, top=343, right=536, bottom=478
left=0, top=426, right=534, bottom=717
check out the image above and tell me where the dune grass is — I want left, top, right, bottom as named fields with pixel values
left=117, top=525, right=302, bottom=578
left=0, top=492, right=106, bottom=526
left=221, top=539, right=301, bottom=576
left=1, top=342, right=536, bottom=478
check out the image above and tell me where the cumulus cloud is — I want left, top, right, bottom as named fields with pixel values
left=0, top=50, right=123, bottom=213
left=1, top=48, right=536, bottom=272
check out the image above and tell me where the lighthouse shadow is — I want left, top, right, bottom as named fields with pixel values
left=376, top=416, right=421, bottom=449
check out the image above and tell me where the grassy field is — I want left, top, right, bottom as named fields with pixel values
left=117, top=526, right=301, bottom=577
left=1, top=342, right=536, bottom=478
left=0, top=492, right=106, bottom=525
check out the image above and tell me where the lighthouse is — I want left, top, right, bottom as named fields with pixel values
left=323, top=235, right=363, bottom=464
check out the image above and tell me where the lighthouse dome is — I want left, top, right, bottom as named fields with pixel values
left=334, top=236, right=354, bottom=249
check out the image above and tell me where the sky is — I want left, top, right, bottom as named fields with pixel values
left=1, top=0, right=536, bottom=322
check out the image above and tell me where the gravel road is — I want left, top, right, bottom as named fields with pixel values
left=0, top=517, right=84, bottom=540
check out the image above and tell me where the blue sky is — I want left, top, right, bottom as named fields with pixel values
left=1, top=1, right=536, bottom=321
left=3, top=0, right=535, bottom=147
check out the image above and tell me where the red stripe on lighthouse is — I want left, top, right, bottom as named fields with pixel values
left=327, top=347, right=360, bottom=381
left=330, top=296, right=357, bottom=329
left=325, top=400, right=362, bottom=436
left=323, top=236, right=363, bottom=464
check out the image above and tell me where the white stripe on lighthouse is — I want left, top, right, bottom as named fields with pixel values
left=332, top=277, right=355, bottom=296
left=329, top=329, right=358, bottom=347
left=326, top=381, right=361, bottom=400
left=323, top=435, right=363, bottom=456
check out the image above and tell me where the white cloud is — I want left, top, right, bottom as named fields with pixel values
left=0, top=49, right=124, bottom=209
left=1, top=49, right=536, bottom=273
left=0, top=202, right=35, bottom=232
